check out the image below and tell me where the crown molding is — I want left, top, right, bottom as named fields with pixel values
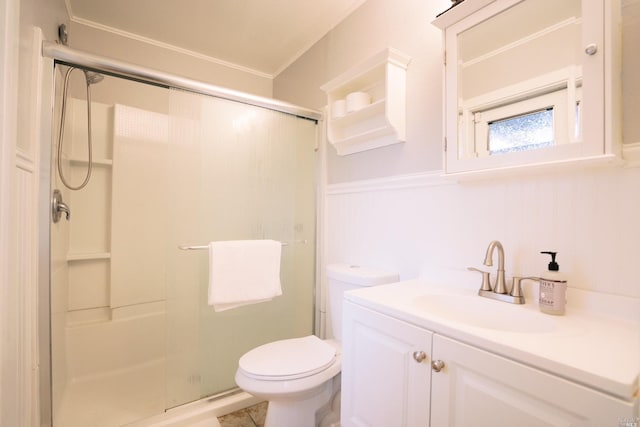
left=70, top=16, right=274, bottom=80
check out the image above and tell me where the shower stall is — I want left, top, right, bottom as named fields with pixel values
left=42, top=44, right=321, bottom=426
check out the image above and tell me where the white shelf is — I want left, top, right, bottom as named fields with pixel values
left=331, top=99, right=386, bottom=128
left=70, top=158, right=113, bottom=166
left=67, top=252, right=111, bottom=262
left=332, top=127, right=398, bottom=156
left=321, top=48, right=411, bottom=156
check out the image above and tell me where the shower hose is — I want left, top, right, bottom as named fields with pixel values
left=57, top=66, right=101, bottom=191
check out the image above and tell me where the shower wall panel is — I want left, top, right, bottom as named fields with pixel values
left=111, top=105, right=169, bottom=308
left=55, top=100, right=171, bottom=427
left=65, top=100, right=113, bottom=321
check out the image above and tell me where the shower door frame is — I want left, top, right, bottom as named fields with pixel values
left=42, top=42, right=322, bottom=121
left=39, top=42, right=324, bottom=426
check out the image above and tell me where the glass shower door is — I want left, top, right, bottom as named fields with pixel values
left=51, top=68, right=317, bottom=426
left=164, top=89, right=317, bottom=405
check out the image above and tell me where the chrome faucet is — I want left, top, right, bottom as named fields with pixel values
left=483, top=240, right=507, bottom=294
left=52, top=189, right=71, bottom=223
left=468, top=240, right=539, bottom=305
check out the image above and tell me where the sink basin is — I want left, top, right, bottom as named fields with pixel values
left=413, top=294, right=558, bottom=333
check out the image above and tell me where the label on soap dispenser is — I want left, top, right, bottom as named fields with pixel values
left=539, top=279, right=567, bottom=315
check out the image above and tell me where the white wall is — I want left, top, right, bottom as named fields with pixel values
left=622, top=0, right=640, bottom=144
left=275, top=0, right=451, bottom=183
left=275, top=0, right=640, bottom=301
left=0, top=1, right=22, bottom=424
left=1, top=0, right=68, bottom=425
left=68, top=21, right=274, bottom=99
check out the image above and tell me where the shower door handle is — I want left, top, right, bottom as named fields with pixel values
left=52, top=189, right=70, bottom=222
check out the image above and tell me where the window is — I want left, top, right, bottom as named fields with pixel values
left=468, top=85, right=581, bottom=158
left=488, top=108, right=554, bottom=155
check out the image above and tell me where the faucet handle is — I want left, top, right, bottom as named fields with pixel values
left=510, top=276, right=540, bottom=298
left=468, top=267, right=492, bottom=291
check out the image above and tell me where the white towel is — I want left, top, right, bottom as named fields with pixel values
left=207, top=240, right=282, bottom=312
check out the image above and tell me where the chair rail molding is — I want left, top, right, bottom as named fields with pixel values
left=326, top=171, right=453, bottom=195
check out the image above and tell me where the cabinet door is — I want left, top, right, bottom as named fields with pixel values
left=341, top=301, right=432, bottom=427
left=431, top=334, right=637, bottom=427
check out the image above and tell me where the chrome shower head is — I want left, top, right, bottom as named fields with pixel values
left=84, top=70, right=104, bottom=85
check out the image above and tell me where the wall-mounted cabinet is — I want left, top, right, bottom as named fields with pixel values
left=321, top=48, right=411, bottom=156
left=432, top=0, right=621, bottom=178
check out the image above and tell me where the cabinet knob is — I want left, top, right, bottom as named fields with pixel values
left=412, top=351, right=427, bottom=363
left=584, top=43, right=598, bottom=56
left=431, top=360, right=445, bottom=372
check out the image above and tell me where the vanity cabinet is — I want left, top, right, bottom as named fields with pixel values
left=341, top=301, right=432, bottom=426
left=430, top=334, right=636, bottom=426
left=341, top=300, right=637, bottom=427
left=320, top=48, right=411, bottom=156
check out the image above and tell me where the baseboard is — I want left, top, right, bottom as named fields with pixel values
left=622, top=142, right=640, bottom=167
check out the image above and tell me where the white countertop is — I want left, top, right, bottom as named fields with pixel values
left=344, top=279, right=640, bottom=401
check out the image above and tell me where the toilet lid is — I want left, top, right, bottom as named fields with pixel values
left=238, top=335, right=336, bottom=380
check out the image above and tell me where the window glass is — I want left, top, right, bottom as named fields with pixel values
left=488, top=108, right=554, bottom=155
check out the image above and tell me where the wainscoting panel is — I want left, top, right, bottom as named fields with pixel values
left=15, top=150, right=39, bottom=427
left=325, top=166, right=640, bottom=299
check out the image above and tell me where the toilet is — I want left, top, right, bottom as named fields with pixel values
left=234, top=264, right=399, bottom=427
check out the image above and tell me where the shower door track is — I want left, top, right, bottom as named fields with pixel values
left=42, top=42, right=323, bottom=122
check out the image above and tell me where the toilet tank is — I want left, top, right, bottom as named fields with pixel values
left=326, top=264, right=399, bottom=341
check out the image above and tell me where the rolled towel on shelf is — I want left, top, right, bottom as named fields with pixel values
left=207, top=239, right=282, bottom=312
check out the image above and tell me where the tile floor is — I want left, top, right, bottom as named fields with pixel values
left=218, top=401, right=268, bottom=427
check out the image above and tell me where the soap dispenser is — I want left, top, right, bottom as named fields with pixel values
left=539, top=251, right=567, bottom=315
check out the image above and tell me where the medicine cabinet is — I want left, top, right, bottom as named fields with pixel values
left=321, top=48, right=411, bottom=156
left=432, top=0, right=621, bottom=177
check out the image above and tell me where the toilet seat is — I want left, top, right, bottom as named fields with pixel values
left=238, top=335, right=336, bottom=381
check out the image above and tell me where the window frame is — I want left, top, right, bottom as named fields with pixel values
left=469, top=84, right=582, bottom=158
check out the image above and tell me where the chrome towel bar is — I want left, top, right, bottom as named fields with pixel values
left=178, top=240, right=306, bottom=251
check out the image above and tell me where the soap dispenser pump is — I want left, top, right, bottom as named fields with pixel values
left=539, top=251, right=567, bottom=315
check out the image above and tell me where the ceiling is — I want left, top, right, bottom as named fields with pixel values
left=66, top=0, right=367, bottom=77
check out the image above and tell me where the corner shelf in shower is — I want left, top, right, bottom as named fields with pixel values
left=67, top=252, right=111, bottom=262
left=70, top=157, right=113, bottom=167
